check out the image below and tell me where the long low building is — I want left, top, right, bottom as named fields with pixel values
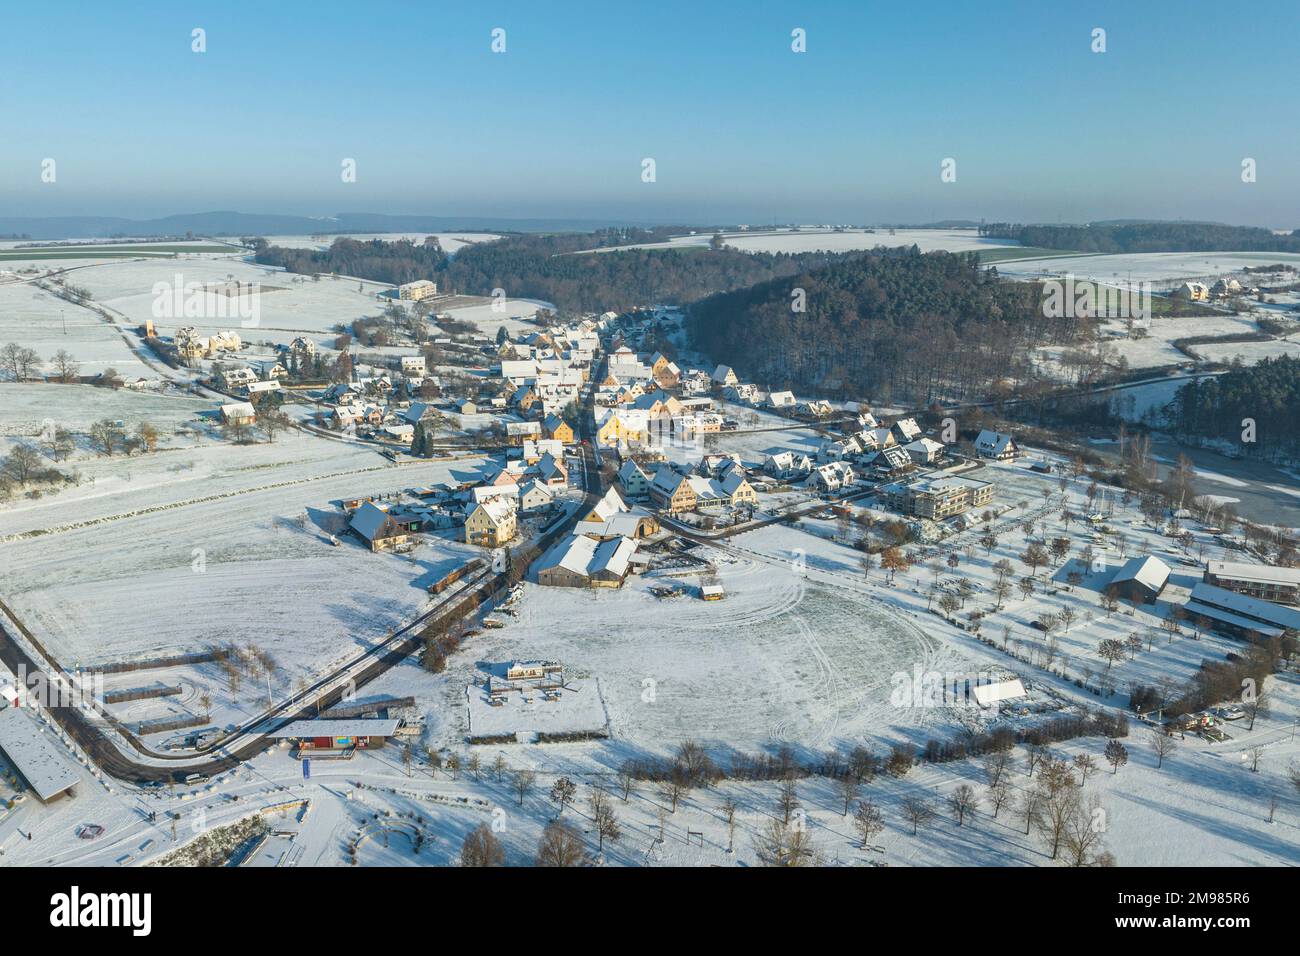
left=268, top=719, right=399, bottom=751
left=1184, top=582, right=1300, bottom=641
left=0, top=706, right=81, bottom=802
left=1203, top=561, right=1300, bottom=605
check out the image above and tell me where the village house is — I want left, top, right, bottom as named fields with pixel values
left=764, top=451, right=814, bottom=481
left=220, top=366, right=258, bottom=390
left=806, top=461, right=856, bottom=494
left=767, top=390, right=796, bottom=409
left=453, top=398, right=478, bottom=416
left=219, top=401, right=257, bottom=426
left=974, top=429, right=1019, bottom=460
left=543, top=413, right=574, bottom=444
left=520, top=438, right=565, bottom=465
left=464, top=498, right=517, bottom=547
left=400, top=355, right=427, bottom=376
left=903, top=437, right=946, bottom=465
left=517, top=479, right=555, bottom=513
left=617, top=460, right=652, bottom=499
left=891, top=418, right=923, bottom=444
left=711, top=364, right=739, bottom=388
left=505, top=421, right=542, bottom=445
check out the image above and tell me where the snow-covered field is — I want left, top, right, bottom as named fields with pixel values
left=995, top=250, right=1300, bottom=286
left=586, top=227, right=1016, bottom=256
left=0, top=282, right=157, bottom=381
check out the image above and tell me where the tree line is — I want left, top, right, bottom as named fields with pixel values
left=978, top=220, right=1300, bottom=254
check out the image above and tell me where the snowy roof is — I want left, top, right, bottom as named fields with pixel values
left=349, top=501, right=396, bottom=541
left=1188, top=582, right=1300, bottom=631
left=0, top=707, right=81, bottom=801
left=586, top=486, right=629, bottom=522
left=975, top=429, right=1017, bottom=455
left=268, top=719, right=399, bottom=739
left=904, top=437, right=945, bottom=454
left=220, top=401, right=256, bottom=419
left=538, top=534, right=638, bottom=580
left=1206, top=561, right=1300, bottom=588
left=972, top=678, right=1027, bottom=708
left=1109, top=555, right=1171, bottom=593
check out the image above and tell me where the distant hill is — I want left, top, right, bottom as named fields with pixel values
left=0, top=211, right=676, bottom=241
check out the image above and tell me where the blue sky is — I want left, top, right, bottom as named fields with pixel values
left=3, top=0, right=1299, bottom=226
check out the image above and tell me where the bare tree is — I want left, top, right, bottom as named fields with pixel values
left=589, top=787, right=621, bottom=853
left=1062, top=793, right=1109, bottom=867
left=513, top=769, right=536, bottom=806
left=835, top=774, right=860, bottom=817
left=752, top=819, right=819, bottom=867
left=549, top=776, right=577, bottom=816
left=900, top=794, right=935, bottom=836
left=1149, top=729, right=1177, bottom=769
left=949, top=784, right=978, bottom=826
left=853, top=798, right=885, bottom=849
left=461, top=824, right=505, bottom=867
left=535, top=819, right=588, bottom=867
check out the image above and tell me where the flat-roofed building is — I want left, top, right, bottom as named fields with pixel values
left=1204, top=561, right=1300, bottom=605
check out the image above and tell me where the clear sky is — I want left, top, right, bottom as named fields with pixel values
left=3, top=0, right=1299, bottom=227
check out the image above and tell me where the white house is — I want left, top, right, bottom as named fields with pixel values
left=974, top=429, right=1019, bottom=460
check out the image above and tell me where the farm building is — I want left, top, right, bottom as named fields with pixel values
left=537, top=533, right=640, bottom=588
left=349, top=501, right=410, bottom=551
left=701, top=583, right=725, bottom=601
left=1105, top=555, right=1171, bottom=605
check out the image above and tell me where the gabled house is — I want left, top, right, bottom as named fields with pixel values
left=903, top=437, right=945, bottom=464
left=974, top=429, right=1019, bottom=460
left=806, top=461, right=855, bottom=493
left=891, top=418, right=923, bottom=444
left=350, top=501, right=409, bottom=551
left=617, top=460, right=652, bottom=499
left=464, top=498, right=517, bottom=547
left=543, top=414, right=574, bottom=443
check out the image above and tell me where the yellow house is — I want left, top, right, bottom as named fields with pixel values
left=595, top=410, right=647, bottom=446
left=543, top=415, right=574, bottom=443
left=465, top=500, right=517, bottom=547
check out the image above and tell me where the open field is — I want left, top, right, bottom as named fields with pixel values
left=583, top=228, right=1019, bottom=256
